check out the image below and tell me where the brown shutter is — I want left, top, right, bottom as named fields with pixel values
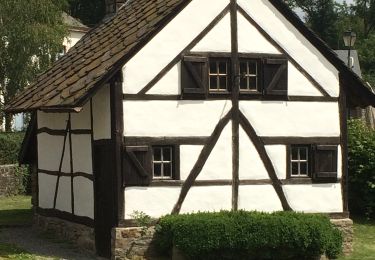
left=181, top=56, right=208, bottom=98
left=313, top=145, right=338, bottom=181
left=263, top=58, right=288, bottom=96
left=123, top=146, right=152, bottom=186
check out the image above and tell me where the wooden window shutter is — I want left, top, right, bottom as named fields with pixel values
left=263, top=58, right=288, bottom=96
left=181, top=56, right=208, bottom=98
left=313, top=145, right=338, bottom=181
left=123, top=146, right=152, bottom=187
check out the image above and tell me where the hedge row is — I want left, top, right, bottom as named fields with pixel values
left=155, top=211, right=342, bottom=260
left=0, top=132, right=25, bottom=165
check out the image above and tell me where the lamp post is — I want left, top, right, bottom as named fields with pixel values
left=343, top=30, right=357, bottom=68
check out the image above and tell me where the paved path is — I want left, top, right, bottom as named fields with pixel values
left=0, top=227, right=104, bottom=260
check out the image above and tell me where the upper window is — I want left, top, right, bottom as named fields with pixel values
left=209, top=59, right=230, bottom=92
left=240, top=60, right=259, bottom=92
left=152, top=146, right=174, bottom=179
left=290, top=145, right=310, bottom=177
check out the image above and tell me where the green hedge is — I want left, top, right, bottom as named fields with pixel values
left=348, top=119, right=375, bottom=218
left=155, top=211, right=342, bottom=260
left=0, top=132, right=25, bottom=165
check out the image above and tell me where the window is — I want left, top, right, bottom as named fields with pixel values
left=290, top=145, right=310, bottom=177
left=152, top=146, right=174, bottom=179
left=240, top=60, right=259, bottom=92
left=209, top=59, right=230, bottom=92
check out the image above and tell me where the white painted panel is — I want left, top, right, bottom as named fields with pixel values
left=237, top=0, right=339, bottom=97
left=180, top=186, right=232, bottom=213
left=124, top=187, right=181, bottom=219
left=71, top=135, right=92, bottom=174
left=283, top=184, right=343, bottom=212
left=265, top=145, right=287, bottom=179
left=123, top=100, right=231, bottom=137
left=38, top=133, right=70, bottom=173
left=123, top=0, right=230, bottom=94
left=147, top=63, right=181, bottom=95
left=238, top=185, right=283, bottom=211
left=288, top=62, right=323, bottom=97
left=71, top=102, right=91, bottom=130
left=239, top=101, right=340, bottom=137
left=180, top=145, right=203, bottom=180
left=239, top=126, right=269, bottom=180
left=237, top=12, right=280, bottom=54
left=191, top=13, right=231, bottom=52
left=38, top=173, right=57, bottom=209
left=74, top=177, right=94, bottom=219
left=92, top=85, right=111, bottom=140
left=198, top=122, right=232, bottom=180
left=55, top=177, right=72, bottom=213
left=38, top=111, right=68, bottom=129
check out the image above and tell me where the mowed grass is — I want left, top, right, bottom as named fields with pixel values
left=338, top=217, right=375, bottom=260
left=0, top=196, right=32, bottom=226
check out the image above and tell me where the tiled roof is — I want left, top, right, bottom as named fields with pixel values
left=6, top=0, right=188, bottom=112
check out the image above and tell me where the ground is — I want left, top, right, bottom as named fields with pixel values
left=0, top=196, right=374, bottom=259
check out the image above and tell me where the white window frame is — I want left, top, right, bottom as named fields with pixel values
left=209, top=59, right=229, bottom=92
left=290, top=146, right=309, bottom=177
left=152, top=146, right=173, bottom=179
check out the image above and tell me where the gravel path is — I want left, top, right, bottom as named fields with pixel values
left=0, top=227, right=105, bottom=260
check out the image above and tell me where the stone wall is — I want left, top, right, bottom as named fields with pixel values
left=34, top=214, right=95, bottom=253
left=112, top=218, right=354, bottom=260
left=0, top=164, right=23, bottom=196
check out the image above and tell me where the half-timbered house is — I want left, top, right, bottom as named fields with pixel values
left=5, top=0, right=375, bottom=258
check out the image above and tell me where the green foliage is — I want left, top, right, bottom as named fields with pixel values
left=0, top=132, right=24, bottom=165
left=155, top=211, right=343, bottom=259
left=130, top=210, right=152, bottom=236
left=348, top=119, right=375, bottom=218
left=68, top=0, right=105, bottom=26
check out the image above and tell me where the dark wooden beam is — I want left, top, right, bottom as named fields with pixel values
left=261, top=136, right=340, bottom=145
left=124, top=136, right=209, bottom=146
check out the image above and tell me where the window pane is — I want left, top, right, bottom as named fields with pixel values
left=248, top=77, right=257, bottom=90
left=164, top=163, right=172, bottom=177
left=153, top=148, right=161, bottom=161
left=209, top=76, right=217, bottom=90
left=240, top=77, right=247, bottom=90
left=163, top=148, right=171, bottom=161
left=240, top=62, right=247, bottom=75
left=219, top=62, right=227, bottom=74
left=210, top=61, right=217, bottom=74
left=300, top=162, right=308, bottom=175
left=249, top=62, right=257, bottom=75
left=291, top=148, right=298, bottom=160
left=154, top=163, right=162, bottom=177
left=291, top=162, right=299, bottom=176
left=300, top=148, right=307, bottom=160
left=219, top=76, right=227, bottom=90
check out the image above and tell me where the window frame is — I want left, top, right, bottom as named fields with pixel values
left=287, top=145, right=312, bottom=179
left=239, top=58, right=262, bottom=95
left=208, top=57, right=231, bottom=94
left=151, top=145, right=180, bottom=181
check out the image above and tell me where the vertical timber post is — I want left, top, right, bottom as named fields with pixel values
left=231, top=0, right=239, bottom=211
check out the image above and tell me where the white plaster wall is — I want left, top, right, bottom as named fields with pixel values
left=240, top=101, right=340, bottom=137
left=237, top=12, right=281, bottom=54
left=265, top=145, right=287, bottom=179
left=238, top=185, right=283, bottom=211
left=123, top=100, right=231, bottom=137
left=74, top=177, right=94, bottom=218
left=191, top=13, right=231, bottom=53
left=147, top=63, right=181, bottom=95
left=237, top=0, right=339, bottom=97
left=239, top=126, right=269, bottom=180
left=180, top=186, right=232, bottom=213
left=288, top=62, right=323, bottom=96
left=123, top=0, right=230, bottom=94
left=38, top=134, right=70, bottom=172
left=63, top=31, right=86, bottom=52
left=198, top=122, right=232, bottom=180
left=38, top=111, right=68, bottom=129
left=71, top=135, right=92, bottom=174
left=55, top=177, right=72, bottom=213
left=283, top=184, right=343, bottom=212
left=38, top=173, right=57, bottom=209
left=92, top=85, right=111, bottom=140
left=180, top=145, right=203, bottom=180
left=71, top=102, right=91, bottom=130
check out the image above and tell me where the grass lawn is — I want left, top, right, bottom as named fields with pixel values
left=0, top=243, right=53, bottom=260
left=0, top=196, right=32, bottom=226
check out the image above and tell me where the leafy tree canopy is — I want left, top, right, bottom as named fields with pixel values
left=67, top=0, right=106, bottom=27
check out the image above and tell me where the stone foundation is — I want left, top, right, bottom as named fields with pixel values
left=34, top=214, right=95, bottom=253
left=112, top=218, right=354, bottom=260
left=0, top=164, right=23, bottom=196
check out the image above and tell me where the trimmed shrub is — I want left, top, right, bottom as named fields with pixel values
left=348, top=119, right=375, bottom=218
left=155, top=211, right=342, bottom=260
left=0, top=132, right=25, bottom=165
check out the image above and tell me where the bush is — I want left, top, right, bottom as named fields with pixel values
left=0, top=132, right=25, bottom=165
left=155, top=211, right=342, bottom=260
left=348, top=119, right=375, bottom=218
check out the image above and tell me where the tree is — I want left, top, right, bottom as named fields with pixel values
left=354, top=0, right=375, bottom=37
left=68, top=0, right=106, bottom=27
left=0, top=0, right=68, bottom=131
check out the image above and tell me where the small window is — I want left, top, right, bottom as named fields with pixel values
left=240, top=60, right=259, bottom=92
left=152, top=146, right=174, bottom=179
left=209, top=59, right=230, bottom=92
left=290, top=145, right=310, bottom=177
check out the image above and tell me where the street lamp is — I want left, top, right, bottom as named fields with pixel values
left=343, top=30, right=357, bottom=68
